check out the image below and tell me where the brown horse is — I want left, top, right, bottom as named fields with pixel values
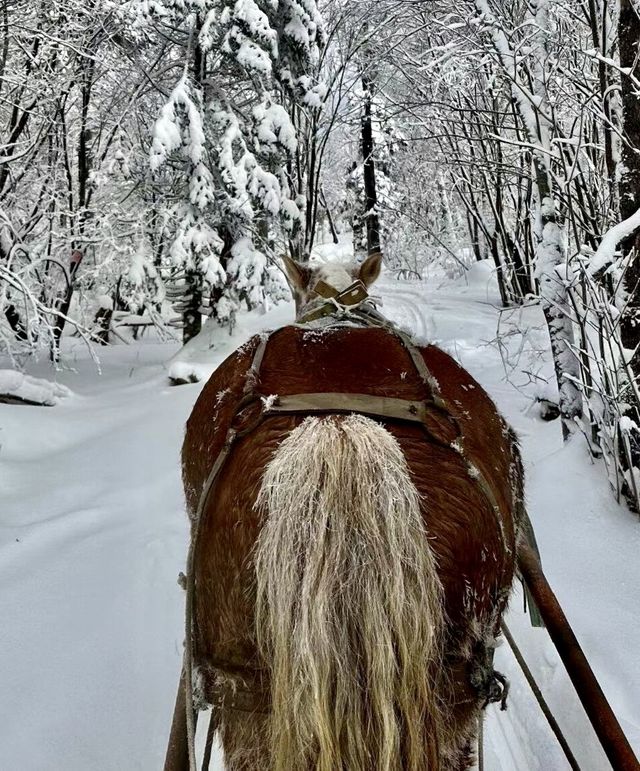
left=180, top=253, right=526, bottom=771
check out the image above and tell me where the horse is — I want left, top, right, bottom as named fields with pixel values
left=177, top=252, right=526, bottom=771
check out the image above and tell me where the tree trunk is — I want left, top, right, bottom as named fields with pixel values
left=181, top=14, right=205, bottom=345
left=588, top=0, right=619, bottom=214
left=4, top=304, right=28, bottom=341
left=361, top=67, right=380, bottom=256
left=182, top=269, right=203, bottom=345
left=616, top=0, right=640, bottom=504
left=619, top=0, right=640, bottom=360
left=320, top=187, right=339, bottom=245
left=94, top=306, right=113, bottom=345
left=50, top=250, right=83, bottom=361
left=534, top=179, right=583, bottom=439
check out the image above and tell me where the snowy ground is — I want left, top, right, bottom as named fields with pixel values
left=2, top=253, right=639, bottom=770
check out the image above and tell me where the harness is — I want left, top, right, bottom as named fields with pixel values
left=177, top=280, right=514, bottom=771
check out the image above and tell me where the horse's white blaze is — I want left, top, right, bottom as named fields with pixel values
left=254, top=414, right=446, bottom=771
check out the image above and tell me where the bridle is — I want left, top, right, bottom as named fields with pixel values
left=297, top=277, right=372, bottom=324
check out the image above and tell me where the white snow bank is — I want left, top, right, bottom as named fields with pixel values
left=168, top=300, right=294, bottom=384
left=447, top=257, right=500, bottom=296
left=0, top=370, right=73, bottom=406
left=168, top=361, right=214, bottom=385
left=464, top=258, right=496, bottom=285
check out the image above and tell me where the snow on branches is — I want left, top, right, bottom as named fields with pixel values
left=147, top=0, right=326, bottom=341
left=150, top=76, right=206, bottom=172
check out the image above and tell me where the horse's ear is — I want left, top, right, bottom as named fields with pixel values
left=282, top=255, right=312, bottom=293
left=358, top=251, right=383, bottom=287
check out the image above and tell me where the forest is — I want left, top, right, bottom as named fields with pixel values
left=2, top=1, right=640, bottom=769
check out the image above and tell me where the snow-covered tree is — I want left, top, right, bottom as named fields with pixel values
left=472, top=0, right=583, bottom=436
left=145, top=0, right=326, bottom=342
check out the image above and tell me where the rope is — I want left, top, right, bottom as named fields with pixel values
left=501, top=621, right=581, bottom=770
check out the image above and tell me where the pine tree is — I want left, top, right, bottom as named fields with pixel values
left=144, top=0, right=326, bottom=343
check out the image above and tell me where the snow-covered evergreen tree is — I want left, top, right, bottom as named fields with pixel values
left=144, top=0, right=326, bottom=342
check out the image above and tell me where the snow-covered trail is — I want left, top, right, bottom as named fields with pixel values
left=1, top=265, right=639, bottom=770
left=1, top=344, right=192, bottom=769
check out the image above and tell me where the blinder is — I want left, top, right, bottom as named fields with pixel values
left=299, top=278, right=370, bottom=323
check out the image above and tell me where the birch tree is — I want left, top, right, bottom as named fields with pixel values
left=474, top=0, right=582, bottom=436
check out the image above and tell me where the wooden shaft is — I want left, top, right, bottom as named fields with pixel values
left=163, top=670, right=190, bottom=771
left=518, top=544, right=639, bottom=770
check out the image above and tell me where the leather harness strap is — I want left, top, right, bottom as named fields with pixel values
left=264, top=392, right=458, bottom=445
left=181, top=335, right=272, bottom=771
left=390, top=325, right=510, bottom=554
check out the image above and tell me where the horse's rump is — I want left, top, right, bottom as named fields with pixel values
left=182, top=325, right=523, bottom=767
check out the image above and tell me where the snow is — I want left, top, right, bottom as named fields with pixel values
left=230, top=0, right=277, bottom=50
left=1, top=248, right=639, bottom=770
left=253, top=101, right=297, bottom=153
left=588, top=204, right=640, bottom=276
left=302, top=81, right=327, bottom=108
left=96, top=294, right=114, bottom=311
left=168, top=360, right=212, bottom=385
left=150, top=75, right=205, bottom=171
left=619, top=415, right=640, bottom=433
left=0, top=370, right=73, bottom=405
left=198, top=8, right=219, bottom=52
left=235, top=39, right=273, bottom=76
left=227, top=237, right=267, bottom=304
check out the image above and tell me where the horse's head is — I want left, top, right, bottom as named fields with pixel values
left=282, top=252, right=383, bottom=321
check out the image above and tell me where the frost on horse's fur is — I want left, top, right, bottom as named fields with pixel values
left=254, top=414, right=446, bottom=771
